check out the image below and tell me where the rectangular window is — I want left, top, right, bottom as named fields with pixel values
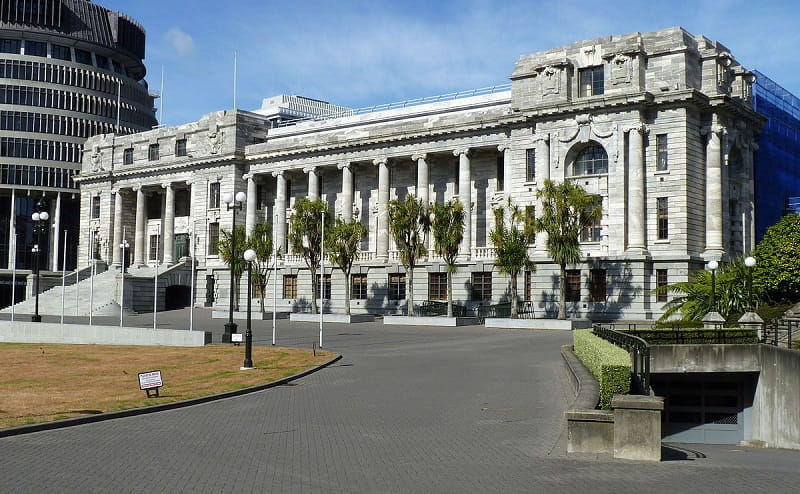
left=208, top=222, right=220, bottom=255
left=149, top=234, right=161, bottom=261
left=524, top=206, right=536, bottom=243
left=657, top=197, right=669, bottom=240
left=74, top=48, right=92, bottom=65
left=174, top=188, right=190, bottom=217
left=526, top=148, right=536, bottom=182
left=566, top=269, right=581, bottom=302
left=315, top=274, right=332, bottom=299
left=283, top=275, right=298, bottom=299
left=50, top=44, right=71, bottom=61
left=0, top=39, right=21, bottom=54
left=91, top=196, right=100, bottom=219
left=590, top=269, right=606, bottom=302
left=95, top=54, right=109, bottom=70
left=496, top=154, right=504, bottom=191
left=351, top=274, right=368, bottom=299
left=428, top=272, right=447, bottom=301
left=175, top=139, right=187, bottom=157
left=24, top=40, right=46, bottom=57
left=580, top=198, right=602, bottom=242
left=656, top=134, right=668, bottom=171
left=471, top=272, right=492, bottom=301
left=388, top=273, right=406, bottom=300
left=148, top=143, right=159, bottom=161
left=123, top=147, right=133, bottom=165
left=656, top=269, right=668, bottom=303
left=579, top=66, right=604, bottom=97
left=209, top=182, right=220, bottom=209
left=524, top=270, right=532, bottom=301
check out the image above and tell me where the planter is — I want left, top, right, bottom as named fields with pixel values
left=289, top=313, right=375, bottom=323
left=383, top=316, right=481, bottom=327
left=212, top=311, right=289, bottom=321
left=484, top=318, right=592, bottom=330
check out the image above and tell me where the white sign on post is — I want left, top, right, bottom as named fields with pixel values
left=232, top=333, right=243, bottom=345
left=138, top=370, right=163, bottom=397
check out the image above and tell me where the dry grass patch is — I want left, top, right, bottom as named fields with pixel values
left=0, top=343, right=333, bottom=429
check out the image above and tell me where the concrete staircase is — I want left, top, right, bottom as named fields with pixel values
left=1, top=268, right=122, bottom=317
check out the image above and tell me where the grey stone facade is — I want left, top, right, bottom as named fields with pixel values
left=75, top=28, right=765, bottom=320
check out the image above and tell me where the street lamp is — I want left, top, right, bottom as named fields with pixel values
left=222, top=190, right=246, bottom=343
left=31, top=202, right=49, bottom=323
left=242, top=248, right=257, bottom=369
left=707, top=260, right=719, bottom=313
left=119, top=237, right=129, bottom=327
left=745, top=256, right=756, bottom=311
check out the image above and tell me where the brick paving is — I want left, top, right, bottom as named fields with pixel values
left=1, top=309, right=799, bottom=493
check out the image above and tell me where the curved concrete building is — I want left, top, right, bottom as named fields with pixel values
left=0, top=0, right=157, bottom=306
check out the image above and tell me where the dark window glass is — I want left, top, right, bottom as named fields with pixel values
left=91, top=196, right=100, bottom=219
left=496, top=154, right=504, bottom=191
left=208, top=222, right=220, bottom=255
left=566, top=269, right=581, bottom=302
left=123, top=147, right=133, bottom=165
left=590, top=269, right=606, bottom=302
left=283, top=275, right=298, bottom=299
left=148, top=143, right=159, bottom=161
left=656, top=269, right=668, bottom=302
left=74, top=48, right=92, bottom=65
left=524, top=270, right=532, bottom=301
left=0, top=39, right=21, bottom=54
left=657, top=134, right=668, bottom=171
left=471, top=272, right=492, bottom=301
left=351, top=274, right=368, bottom=299
left=94, top=54, right=109, bottom=70
left=428, top=272, right=447, bottom=301
left=174, top=188, right=190, bottom=216
left=175, top=139, right=187, bottom=157
left=574, top=144, right=608, bottom=175
left=24, top=41, right=46, bottom=57
left=526, top=148, right=536, bottom=181
left=146, top=194, right=162, bottom=220
left=579, top=65, right=604, bottom=97
left=315, top=274, right=332, bottom=299
left=388, top=273, right=406, bottom=300
left=657, top=197, right=669, bottom=240
left=209, top=182, right=221, bottom=209
left=51, top=44, right=71, bottom=61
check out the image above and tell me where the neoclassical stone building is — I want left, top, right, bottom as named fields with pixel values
left=75, top=28, right=764, bottom=320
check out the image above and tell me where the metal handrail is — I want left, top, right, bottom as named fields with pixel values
left=592, top=324, right=651, bottom=394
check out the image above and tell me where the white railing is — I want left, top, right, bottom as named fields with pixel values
left=389, top=250, right=401, bottom=261
left=473, top=247, right=496, bottom=259
left=357, top=250, right=376, bottom=261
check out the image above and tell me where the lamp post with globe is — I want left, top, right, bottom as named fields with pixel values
left=744, top=256, right=757, bottom=311
left=222, top=190, right=246, bottom=343
left=242, top=248, right=257, bottom=369
left=31, top=200, right=49, bottom=322
left=707, top=260, right=719, bottom=312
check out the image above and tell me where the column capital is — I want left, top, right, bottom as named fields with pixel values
left=271, top=170, right=284, bottom=178
left=411, top=153, right=427, bottom=161
left=453, top=148, right=471, bottom=157
left=303, top=166, right=317, bottom=174
left=242, top=172, right=253, bottom=181
left=532, top=132, right=550, bottom=144
left=373, top=157, right=388, bottom=167
left=161, top=182, right=174, bottom=190
left=337, top=162, right=351, bottom=170
left=132, top=185, right=143, bottom=192
left=496, top=144, right=510, bottom=153
left=623, top=123, right=647, bottom=135
left=701, top=124, right=726, bottom=137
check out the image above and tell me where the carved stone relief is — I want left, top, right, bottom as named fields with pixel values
left=610, top=54, right=632, bottom=85
left=541, top=65, right=561, bottom=96
left=208, top=120, right=223, bottom=154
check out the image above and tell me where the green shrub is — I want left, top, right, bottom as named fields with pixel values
left=624, top=328, right=758, bottom=345
left=573, top=330, right=631, bottom=409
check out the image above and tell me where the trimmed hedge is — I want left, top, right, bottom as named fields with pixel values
left=624, top=328, right=758, bottom=345
left=573, top=330, right=631, bottom=410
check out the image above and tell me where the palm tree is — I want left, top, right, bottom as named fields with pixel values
left=388, top=194, right=430, bottom=316
left=490, top=198, right=535, bottom=318
left=218, top=225, right=247, bottom=311
left=430, top=200, right=464, bottom=317
left=535, top=179, right=602, bottom=320
left=245, top=222, right=277, bottom=315
left=327, top=218, right=367, bottom=315
left=287, top=197, right=330, bottom=314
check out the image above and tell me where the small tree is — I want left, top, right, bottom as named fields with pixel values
left=490, top=199, right=535, bottom=318
left=287, top=197, right=330, bottom=314
left=388, top=194, right=430, bottom=316
left=535, top=179, right=602, bottom=320
left=753, top=213, right=800, bottom=303
left=246, top=222, right=277, bottom=315
left=327, top=218, right=367, bottom=315
left=431, top=200, right=464, bottom=317
left=218, top=225, right=247, bottom=311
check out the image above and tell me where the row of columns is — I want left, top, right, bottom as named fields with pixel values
left=5, top=189, right=62, bottom=271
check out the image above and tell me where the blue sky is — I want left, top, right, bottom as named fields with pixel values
left=101, top=0, right=800, bottom=127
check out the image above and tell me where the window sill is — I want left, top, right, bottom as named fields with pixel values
left=653, top=239, right=670, bottom=244
left=654, top=170, right=670, bottom=175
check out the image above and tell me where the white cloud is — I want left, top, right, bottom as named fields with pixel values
left=164, top=27, right=197, bottom=57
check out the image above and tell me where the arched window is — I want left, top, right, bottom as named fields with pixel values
left=573, top=144, right=608, bottom=175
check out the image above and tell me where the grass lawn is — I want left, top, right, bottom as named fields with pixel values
left=0, top=343, right=334, bottom=430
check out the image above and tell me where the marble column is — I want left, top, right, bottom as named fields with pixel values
left=245, top=173, right=257, bottom=236
left=7, top=188, right=15, bottom=268
left=497, top=145, right=511, bottom=200
left=534, top=134, right=550, bottom=249
left=306, top=166, right=319, bottom=201
left=374, top=157, right=390, bottom=260
left=50, top=192, right=61, bottom=271
left=705, top=125, right=724, bottom=258
left=338, top=163, right=353, bottom=221
left=112, top=190, right=123, bottom=267
left=412, top=153, right=429, bottom=205
left=162, top=183, right=175, bottom=265
left=627, top=125, right=646, bottom=252
left=133, top=186, right=146, bottom=266
left=455, top=148, right=472, bottom=259
left=273, top=171, right=287, bottom=255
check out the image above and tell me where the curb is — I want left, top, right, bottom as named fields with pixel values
left=0, top=353, right=342, bottom=438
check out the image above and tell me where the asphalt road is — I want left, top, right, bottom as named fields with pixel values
left=1, top=309, right=799, bottom=493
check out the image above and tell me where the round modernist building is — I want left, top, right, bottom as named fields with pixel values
left=0, top=0, right=157, bottom=306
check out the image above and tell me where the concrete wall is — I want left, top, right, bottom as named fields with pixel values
left=650, top=344, right=761, bottom=373
left=753, top=345, right=800, bottom=450
left=0, top=321, right=211, bottom=347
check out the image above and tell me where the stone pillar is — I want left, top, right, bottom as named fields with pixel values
left=273, top=171, right=287, bottom=255
left=455, top=148, right=471, bottom=259
left=534, top=135, right=550, bottom=249
left=338, top=163, right=353, bottom=221
left=51, top=191, right=61, bottom=271
left=612, top=395, right=664, bottom=462
left=705, top=124, right=724, bottom=258
left=627, top=125, right=646, bottom=252
left=245, top=173, right=257, bottom=236
left=413, top=153, right=429, bottom=205
left=497, top=145, right=511, bottom=200
left=162, top=183, right=175, bottom=265
left=133, top=186, right=146, bottom=267
left=111, top=190, right=123, bottom=267
left=8, top=188, right=15, bottom=268
left=375, top=157, right=390, bottom=260
left=306, top=166, right=319, bottom=201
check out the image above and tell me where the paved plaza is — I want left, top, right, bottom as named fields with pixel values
left=1, top=309, right=800, bottom=493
